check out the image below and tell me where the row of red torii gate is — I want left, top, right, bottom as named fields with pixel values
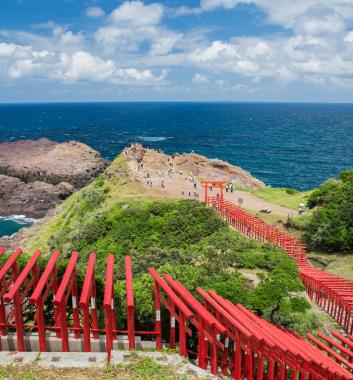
left=0, top=181, right=352, bottom=379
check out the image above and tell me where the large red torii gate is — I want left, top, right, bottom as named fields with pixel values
left=201, top=180, right=226, bottom=205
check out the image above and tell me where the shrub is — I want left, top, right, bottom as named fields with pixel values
left=44, top=198, right=316, bottom=334
left=285, top=188, right=299, bottom=195
left=305, top=170, right=353, bottom=252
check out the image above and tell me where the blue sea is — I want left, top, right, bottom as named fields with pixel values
left=0, top=216, right=35, bottom=238
left=1, top=102, right=353, bottom=236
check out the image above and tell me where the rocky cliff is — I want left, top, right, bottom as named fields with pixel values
left=0, top=139, right=109, bottom=218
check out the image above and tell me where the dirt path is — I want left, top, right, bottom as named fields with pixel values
left=126, top=153, right=295, bottom=218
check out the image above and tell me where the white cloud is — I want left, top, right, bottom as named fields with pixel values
left=177, top=0, right=353, bottom=36
left=150, top=32, right=183, bottom=56
left=344, top=31, right=353, bottom=43
left=291, top=4, right=345, bottom=35
left=85, top=7, right=105, bottom=18
left=192, top=73, right=209, bottom=84
left=95, top=1, right=181, bottom=56
left=188, top=30, right=353, bottom=83
left=189, top=41, right=237, bottom=63
left=3, top=0, right=353, bottom=97
left=110, top=1, right=164, bottom=26
left=53, top=51, right=168, bottom=85
left=8, top=59, right=40, bottom=78
left=174, top=0, right=240, bottom=14
left=0, top=39, right=167, bottom=86
left=62, top=51, right=115, bottom=82
left=233, top=83, right=251, bottom=91
left=0, top=43, right=21, bottom=58
left=200, top=0, right=239, bottom=11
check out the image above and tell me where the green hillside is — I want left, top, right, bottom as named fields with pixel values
left=20, top=153, right=320, bottom=334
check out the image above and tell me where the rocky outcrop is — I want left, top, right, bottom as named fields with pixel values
left=127, top=144, right=265, bottom=189
left=0, top=139, right=109, bottom=218
left=0, top=175, right=65, bottom=218
left=0, top=138, right=109, bottom=188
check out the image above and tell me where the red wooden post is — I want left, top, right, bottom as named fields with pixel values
left=210, top=327, right=218, bottom=375
left=148, top=268, right=194, bottom=354
left=53, top=251, right=79, bottom=352
left=153, top=282, right=162, bottom=350
left=79, top=252, right=97, bottom=352
left=198, top=319, right=206, bottom=369
left=125, top=256, right=135, bottom=350
left=104, top=254, right=115, bottom=362
left=4, top=249, right=42, bottom=352
left=0, top=248, right=22, bottom=338
left=235, top=333, right=242, bottom=380
left=30, top=250, right=60, bottom=352
left=179, top=313, right=187, bottom=357
left=257, top=350, right=264, bottom=380
left=169, top=304, right=176, bottom=349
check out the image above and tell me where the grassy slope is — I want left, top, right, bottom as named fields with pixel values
left=253, top=187, right=313, bottom=210
left=309, top=253, right=353, bottom=281
left=24, top=153, right=148, bottom=254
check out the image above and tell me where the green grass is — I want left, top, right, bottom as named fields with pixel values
left=253, top=187, right=313, bottom=210
left=309, top=252, right=353, bottom=281
left=23, top=153, right=148, bottom=254
left=0, top=356, right=191, bottom=380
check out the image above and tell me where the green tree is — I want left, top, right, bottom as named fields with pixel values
left=305, top=170, right=353, bottom=252
left=249, top=269, right=309, bottom=324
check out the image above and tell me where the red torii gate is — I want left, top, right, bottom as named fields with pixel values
left=201, top=180, right=226, bottom=205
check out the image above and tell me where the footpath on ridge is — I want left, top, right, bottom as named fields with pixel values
left=205, top=193, right=353, bottom=335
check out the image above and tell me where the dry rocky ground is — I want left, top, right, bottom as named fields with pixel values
left=125, top=144, right=294, bottom=218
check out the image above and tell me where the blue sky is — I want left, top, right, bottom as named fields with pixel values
left=1, top=0, right=353, bottom=102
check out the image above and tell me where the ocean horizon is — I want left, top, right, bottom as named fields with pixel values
left=1, top=101, right=353, bottom=237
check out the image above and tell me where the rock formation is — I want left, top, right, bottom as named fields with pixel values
left=126, top=144, right=265, bottom=189
left=0, top=139, right=109, bottom=218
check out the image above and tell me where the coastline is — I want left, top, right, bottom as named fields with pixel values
left=0, top=215, right=38, bottom=239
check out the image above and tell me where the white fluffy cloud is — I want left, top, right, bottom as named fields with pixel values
left=110, top=1, right=163, bottom=26
left=3, top=0, right=353, bottom=95
left=179, top=0, right=353, bottom=32
left=59, top=51, right=166, bottom=84
left=291, top=4, right=346, bottom=35
left=0, top=40, right=166, bottom=85
left=188, top=31, right=353, bottom=82
left=85, top=7, right=105, bottom=18
left=95, top=1, right=181, bottom=56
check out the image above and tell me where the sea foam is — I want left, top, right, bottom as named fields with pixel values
left=137, top=136, right=171, bottom=142
left=0, top=215, right=38, bottom=225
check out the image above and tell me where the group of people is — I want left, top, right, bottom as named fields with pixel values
left=225, top=183, right=234, bottom=193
